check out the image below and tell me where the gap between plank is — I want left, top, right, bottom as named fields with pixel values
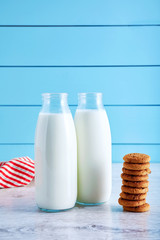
left=0, top=24, right=160, bottom=27
left=0, top=143, right=159, bottom=146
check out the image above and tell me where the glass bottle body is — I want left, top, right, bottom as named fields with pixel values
left=35, top=93, right=77, bottom=212
left=74, top=93, right=112, bottom=205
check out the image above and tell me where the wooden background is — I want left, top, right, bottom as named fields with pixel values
left=0, top=0, right=160, bottom=162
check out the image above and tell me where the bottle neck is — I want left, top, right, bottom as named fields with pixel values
left=78, top=93, right=104, bottom=110
left=41, top=93, right=69, bottom=113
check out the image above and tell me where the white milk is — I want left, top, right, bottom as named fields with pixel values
left=74, top=109, right=111, bottom=204
left=35, top=112, right=77, bottom=210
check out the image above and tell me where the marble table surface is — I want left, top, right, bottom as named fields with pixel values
left=0, top=163, right=160, bottom=240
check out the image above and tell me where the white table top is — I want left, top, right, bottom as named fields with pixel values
left=0, top=163, right=159, bottom=240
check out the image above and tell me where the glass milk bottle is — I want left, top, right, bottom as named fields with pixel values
left=74, top=93, right=112, bottom=205
left=35, top=93, right=77, bottom=212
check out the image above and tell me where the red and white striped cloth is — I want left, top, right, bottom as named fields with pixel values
left=0, top=157, right=35, bottom=188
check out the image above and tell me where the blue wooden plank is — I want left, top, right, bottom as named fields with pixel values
left=0, top=145, right=34, bottom=162
left=0, top=0, right=160, bottom=25
left=0, top=106, right=159, bottom=143
left=0, top=27, right=160, bottom=65
left=0, top=107, right=40, bottom=143
left=0, top=144, right=159, bottom=163
left=107, top=106, right=160, bottom=144
left=112, top=144, right=160, bottom=163
left=0, top=67, right=160, bottom=105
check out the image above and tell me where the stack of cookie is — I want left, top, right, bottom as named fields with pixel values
left=118, top=153, right=151, bottom=212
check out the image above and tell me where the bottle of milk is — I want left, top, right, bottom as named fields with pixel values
left=74, top=93, right=112, bottom=205
left=35, top=93, right=77, bottom=212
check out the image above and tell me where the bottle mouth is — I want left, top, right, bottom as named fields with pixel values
left=42, top=93, right=68, bottom=99
left=78, top=93, right=102, bottom=101
left=78, top=92, right=102, bottom=97
left=77, top=92, right=103, bottom=109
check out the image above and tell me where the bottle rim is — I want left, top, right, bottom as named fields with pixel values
left=78, top=92, right=102, bottom=97
left=42, top=93, right=68, bottom=98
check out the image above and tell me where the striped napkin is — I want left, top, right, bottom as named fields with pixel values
left=0, top=157, right=35, bottom=188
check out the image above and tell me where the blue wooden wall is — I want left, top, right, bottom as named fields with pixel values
left=0, top=1, right=160, bottom=162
